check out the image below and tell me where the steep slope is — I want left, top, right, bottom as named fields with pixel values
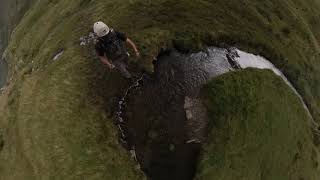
left=197, top=69, right=320, bottom=180
left=0, top=0, right=320, bottom=179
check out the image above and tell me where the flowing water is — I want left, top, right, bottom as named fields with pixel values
left=116, top=47, right=318, bottom=180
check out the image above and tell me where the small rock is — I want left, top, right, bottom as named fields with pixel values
left=53, top=49, right=64, bottom=61
left=130, top=148, right=138, bottom=161
left=184, top=96, right=193, bottom=109
left=186, top=139, right=201, bottom=144
left=186, top=110, right=193, bottom=120
left=135, top=164, right=141, bottom=170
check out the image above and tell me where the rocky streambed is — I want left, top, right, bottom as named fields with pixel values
left=115, top=47, right=318, bottom=180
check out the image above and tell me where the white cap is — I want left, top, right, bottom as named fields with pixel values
left=93, top=21, right=110, bottom=37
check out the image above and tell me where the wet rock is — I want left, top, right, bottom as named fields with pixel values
left=184, top=97, right=209, bottom=144
left=226, top=47, right=241, bottom=69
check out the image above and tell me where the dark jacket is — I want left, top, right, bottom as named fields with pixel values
left=95, top=29, right=128, bottom=61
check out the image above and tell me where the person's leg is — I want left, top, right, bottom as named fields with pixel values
left=113, top=60, right=132, bottom=79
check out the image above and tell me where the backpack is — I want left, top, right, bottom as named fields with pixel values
left=98, top=29, right=128, bottom=61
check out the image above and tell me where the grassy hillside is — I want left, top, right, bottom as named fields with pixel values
left=4, top=0, right=320, bottom=120
left=197, top=69, right=320, bottom=180
left=0, top=0, right=319, bottom=179
left=0, top=1, right=146, bottom=179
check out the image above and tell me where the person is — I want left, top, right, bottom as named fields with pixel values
left=93, top=21, right=140, bottom=79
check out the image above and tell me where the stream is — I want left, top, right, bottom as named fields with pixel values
left=115, top=47, right=318, bottom=180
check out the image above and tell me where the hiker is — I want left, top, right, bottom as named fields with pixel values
left=93, top=21, right=140, bottom=79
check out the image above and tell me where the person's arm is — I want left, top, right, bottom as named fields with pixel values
left=126, top=38, right=140, bottom=57
left=99, top=55, right=115, bottom=69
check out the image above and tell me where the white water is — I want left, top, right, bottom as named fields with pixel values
left=234, top=49, right=318, bottom=127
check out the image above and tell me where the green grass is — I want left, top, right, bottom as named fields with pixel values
left=0, top=1, right=145, bottom=179
left=196, top=69, right=320, bottom=180
left=1, top=0, right=320, bottom=179
left=0, top=47, right=144, bottom=179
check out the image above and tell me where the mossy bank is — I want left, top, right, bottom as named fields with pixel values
left=197, top=69, right=320, bottom=180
